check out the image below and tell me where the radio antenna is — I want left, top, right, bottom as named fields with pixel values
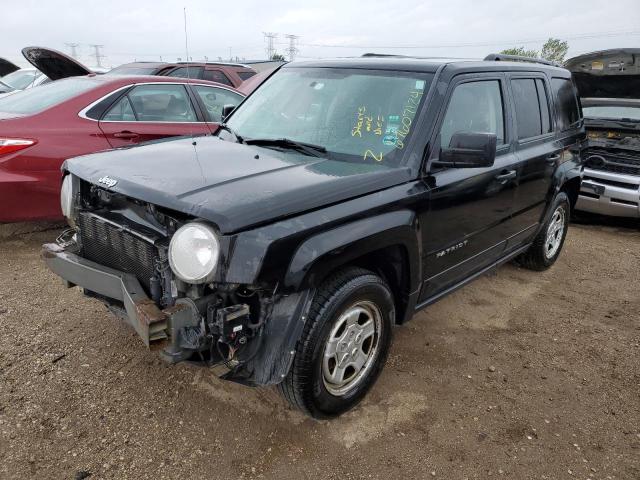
left=183, top=7, right=196, bottom=144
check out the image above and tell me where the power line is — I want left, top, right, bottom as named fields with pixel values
left=263, top=32, right=277, bottom=60
left=89, top=44, right=106, bottom=67
left=295, top=29, right=640, bottom=50
left=65, top=42, right=80, bottom=59
left=284, top=34, right=299, bottom=61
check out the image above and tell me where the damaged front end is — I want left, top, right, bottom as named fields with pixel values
left=44, top=175, right=309, bottom=385
left=567, top=49, right=640, bottom=217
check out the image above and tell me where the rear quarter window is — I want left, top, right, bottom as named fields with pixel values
left=0, top=77, right=97, bottom=115
left=237, top=71, right=256, bottom=81
left=551, top=78, right=581, bottom=131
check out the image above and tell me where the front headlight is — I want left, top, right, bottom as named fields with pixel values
left=168, top=222, right=220, bottom=284
left=60, top=174, right=73, bottom=219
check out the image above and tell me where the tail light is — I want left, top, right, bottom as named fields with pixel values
left=0, top=138, right=37, bottom=156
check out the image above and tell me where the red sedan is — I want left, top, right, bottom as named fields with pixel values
left=0, top=75, right=244, bottom=222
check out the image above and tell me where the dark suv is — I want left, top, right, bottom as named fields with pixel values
left=43, top=55, right=584, bottom=418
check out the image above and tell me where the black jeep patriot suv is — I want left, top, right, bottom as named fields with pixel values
left=44, top=55, right=584, bottom=418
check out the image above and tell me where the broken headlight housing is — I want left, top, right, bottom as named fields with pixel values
left=168, top=222, right=220, bottom=284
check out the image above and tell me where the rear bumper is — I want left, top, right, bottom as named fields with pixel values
left=0, top=170, right=63, bottom=222
left=575, top=168, right=640, bottom=218
left=42, top=242, right=192, bottom=350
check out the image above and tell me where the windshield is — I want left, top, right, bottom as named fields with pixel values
left=226, top=67, right=433, bottom=166
left=583, top=105, right=640, bottom=122
left=0, top=77, right=98, bottom=115
left=0, top=70, right=41, bottom=90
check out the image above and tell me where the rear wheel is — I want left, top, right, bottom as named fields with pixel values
left=518, top=191, right=570, bottom=271
left=277, top=267, right=394, bottom=419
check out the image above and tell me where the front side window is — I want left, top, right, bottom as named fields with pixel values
left=440, top=80, right=505, bottom=148
left=227, top=68, right=433, bottom=167
left=192, top=85, right=243, bottom=122
left=552, top=78, right=581, bottom=131
left=112, top=84, right=198, bottom=122
left=0, top=77, right=98, bottom=115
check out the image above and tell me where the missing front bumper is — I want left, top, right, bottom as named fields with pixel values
left=42, top=242, right=181, bottom=348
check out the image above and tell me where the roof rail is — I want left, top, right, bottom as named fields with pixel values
left=362, top=53, right=408, bottom=58
left=484, top=53, right=562, bottom=68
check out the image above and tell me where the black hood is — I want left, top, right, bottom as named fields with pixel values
left=21, top=46, right=92, bottom=80
left=64, top=136, right=411, bottom=234
left=566, top=48, right=640, bottom=99
left=0, top=57, right=20, bottom=77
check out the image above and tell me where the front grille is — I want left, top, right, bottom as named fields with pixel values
left=584, top=149, right=640, bottom=176
left=78, top=212, right=158, bottom=293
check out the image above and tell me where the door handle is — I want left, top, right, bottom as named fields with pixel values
left=495, top=170, right=516, bottom=182
left=113, top=131, right=139, bottom=140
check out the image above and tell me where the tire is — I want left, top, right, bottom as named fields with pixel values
left=277, top=267, right=394, bottom=419
left=518, top=191, right=570, bottom=271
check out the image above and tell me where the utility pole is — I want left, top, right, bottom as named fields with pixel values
left=284, top=34, right=299, bottom=61
left=89, top=44, right=106, bottom=68
left=263, top=32, right=277, bottom=60
left=65, top=43, right=80, bottom=59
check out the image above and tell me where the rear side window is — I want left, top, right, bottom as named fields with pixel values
left=101, top=84, right=197, bottom=122
left=202, top=69, right=233, bottom=86
left=165, top=66, right=204, bottom=79
left=551, top=78, right=581, bottom=131
left=440, top=80, right=505, bottom=147
left=511, top=78, right=553, bottom=139
left=0, top=77, right=97, bottom=115
left=535, top=79, right=552, bottom=134
left=102, top=95, right=136, bottom=121
left=237, top=71, right=256, bottom=81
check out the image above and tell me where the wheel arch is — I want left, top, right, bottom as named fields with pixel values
left=284, top=210, right=421, bottom=324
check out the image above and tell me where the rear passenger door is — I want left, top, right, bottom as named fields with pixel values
left=98, top=83, right=211, bottom=147
left=420, top=74, right=520, bottom=300
left=508, top=75, right=561, bottom=242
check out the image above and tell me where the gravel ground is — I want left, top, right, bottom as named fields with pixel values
left=0, top=219, right=638, bottom=480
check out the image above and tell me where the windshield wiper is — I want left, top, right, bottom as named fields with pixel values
left=244, top=138, right=327, bottom=158
left=218, top=123, right=245, bottom=143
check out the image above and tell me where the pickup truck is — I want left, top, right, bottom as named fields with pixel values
left=43, top=55, right=584, bottom=418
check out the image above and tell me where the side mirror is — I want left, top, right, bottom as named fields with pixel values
left=221, top=104, right=236, bottom=122
left=435, top=132, right=497, bottom=168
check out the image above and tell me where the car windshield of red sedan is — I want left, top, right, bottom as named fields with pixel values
left=226, top=68, right=433, bottom=167
left=0, top=77, right=98, bottom=115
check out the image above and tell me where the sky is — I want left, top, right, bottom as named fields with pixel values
left=2, top=0, right=639, bottom=68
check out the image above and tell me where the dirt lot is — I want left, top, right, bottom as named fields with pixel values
left=0, top=219, right=639, bottom=480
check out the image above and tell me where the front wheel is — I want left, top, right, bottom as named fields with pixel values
left=518, top=191, right=570, bottom=271
left=277, top=267, right=394, bottom=419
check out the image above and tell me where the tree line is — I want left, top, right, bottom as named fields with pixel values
left=500, top=38, right=569, bottom=64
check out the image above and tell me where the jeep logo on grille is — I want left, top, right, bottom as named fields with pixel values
left=97, top=176, right=118, bottom=188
